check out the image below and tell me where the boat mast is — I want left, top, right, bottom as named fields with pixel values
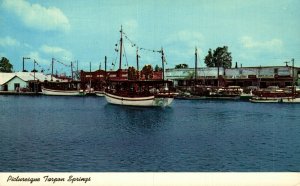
left=136, top=47, right=139, bottom=80
left=292, top=58, right=295, bottom=95
left=51, top=58, right=54, bottom=81
left=105, top=56, right=107, bottom=73
left=161, top=48, right=165, bottom=81
left=71, top=61, right=73, bottom=81
left=195, top=47, right=198, bottom=87
left=89, top=61, right=92, bottom=91
left=119, top=25, right=123, bottom=71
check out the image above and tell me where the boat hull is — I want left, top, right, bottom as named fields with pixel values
left=94, top=91, right=105, bottom=97
left=250, top=97, right=300, bottom=103
left=41, top=87, right=85, bottom=96
left=105, top=92, right=173, bottom=107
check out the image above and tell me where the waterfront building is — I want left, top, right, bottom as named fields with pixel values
left=0, top=72, right=58, bottom=92
left=80, top=69, right=163, bottom=89
left=165, top=66, right=300, bottom=88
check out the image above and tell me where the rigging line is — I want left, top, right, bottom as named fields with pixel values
left=123, top=31, right=161, bottom=54
left=122, top=42, right=129, bottom=68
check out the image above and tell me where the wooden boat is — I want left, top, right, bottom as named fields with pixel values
left=41, top=87, right=85, bottom=96
left=206, top=86, right=242, bottom=100
left=250, top=87, right=300, bottom=103
left=103, top=26, right=175, bottom=107
left=105, top=80, right=175, bottom=107
left=250, top=59, right=300, bottom=103
left=41, top=81, right=85, bottom=96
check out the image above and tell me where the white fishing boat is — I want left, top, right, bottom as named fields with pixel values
left=41, top=87, right=85, bottom=96
left=105, top=91, right=173, bottom=107
left=105, top=80, right=175, bottom=107
left=250, top=96, right=300, bottom=103
left=41, top=81, right=85, bottom=96
left=103, top=26, right=175, bottom=107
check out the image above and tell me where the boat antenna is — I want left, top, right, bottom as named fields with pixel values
left=119, top=25, right=123, bottom=71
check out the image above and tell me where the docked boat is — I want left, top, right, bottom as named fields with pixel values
left=250, top=87, right=300, bottom=103
left=104, top=26, right=175, bottom=107
left=206, top=86, right=242, bottom=100
left=105, top=80, right=175, bottom=107
left=41, top=81, right=85, bottom=96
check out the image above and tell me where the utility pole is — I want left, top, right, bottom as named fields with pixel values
left=22, top=57, right=30, bottom=72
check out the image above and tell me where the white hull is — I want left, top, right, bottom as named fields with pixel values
left=41, top=87, right=85, bottom=96
left=94, top=91, right=105, bottom=97
left=250, top=97, right=300, bottom=103
left=105, top=92, right=173, bottom=107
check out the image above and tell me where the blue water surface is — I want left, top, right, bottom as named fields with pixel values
left=0, top=95, right=299, bottom=171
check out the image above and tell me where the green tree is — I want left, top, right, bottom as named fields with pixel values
left=141, top=64, right=153, bottom=80
left=204, top=49, right=214, bottom=67
left=154, top=64, right=162, bottom=71
left=204, top=46, right=232, bottom=68
left=175, top=63, right=188, bottom=69
left=0, top=57, right=13, bottom=72
left=128, top=66, right=138, bottom=80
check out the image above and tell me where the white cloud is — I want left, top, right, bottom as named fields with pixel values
left=40, top=45, right=73, bottom=61
left=0, top=36, right=20, bottom=47
left=3, top=0, right=70, bottom=32
left=240, top=36, right=283, bottom=51
left=122, top=19, right=138, bottom=37
left=165, top=30, right=204, bottom=67
left=27, top=51, right=49, bottom=65
left=167, top=30, right=204, bottom=47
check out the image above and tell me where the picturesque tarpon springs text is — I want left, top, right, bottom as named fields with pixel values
left=7, top=175, right=91, bottom=184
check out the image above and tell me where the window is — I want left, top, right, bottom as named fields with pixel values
left=274, top=68, right=278, bottom=74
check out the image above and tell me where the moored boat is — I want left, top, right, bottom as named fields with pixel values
left=103, top=26, right=176, bottom=107
left=105, top=80, right=175, bottom=107
left=41, top=87, right=85, bottom=96
left=41, top=81, right=85, bottom=96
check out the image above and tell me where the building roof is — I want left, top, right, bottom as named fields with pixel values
left=0, top=72, right=59, bottom=85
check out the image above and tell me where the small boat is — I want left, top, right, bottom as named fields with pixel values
left=250, top=86, right=300, bottom=103
left=206, top=86, right=242, bottom=100
left=41, top=81, right=85, bottom=96
left=250, top=96, right=300, bottom=103
left=41, top=87, right=85, bottom=96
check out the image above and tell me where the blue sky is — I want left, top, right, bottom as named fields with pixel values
left=0, top=0, right=299, bottom=75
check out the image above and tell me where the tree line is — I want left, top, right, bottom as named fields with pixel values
left=1, top=46, right=232, bottom=73
left=175, top=46, right=232, bottom=69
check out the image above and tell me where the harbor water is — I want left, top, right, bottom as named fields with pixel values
left=0, top=96, right=299, bottom=172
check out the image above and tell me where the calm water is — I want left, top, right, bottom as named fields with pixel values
left=0, top=95, right=299, bottom=172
